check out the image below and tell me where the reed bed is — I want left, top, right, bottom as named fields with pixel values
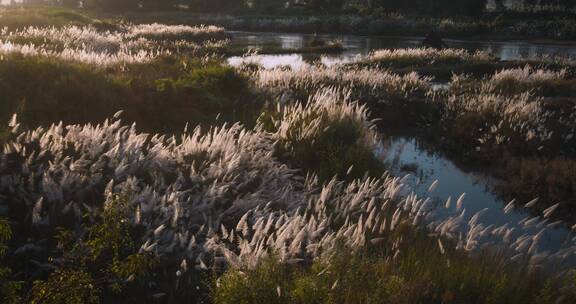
left=449, top=65, right=569, bottom=95
left=250, top=54, right=576, bottom=225
left=445, top=67, right=576, bottom=148
left=254, top=64, right=432, bottom=102
left=367, top=47, right=493, bottom=67
left=127, top=23, right=225, bottom=41
left=0, top=23, right=228, bottom=66
left=253, top=60, right=576, bottom=152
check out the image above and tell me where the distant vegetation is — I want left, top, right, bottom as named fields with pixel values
left=28, top=0, right=576, bottom=16
left=4, top=2, right=576, bottom=39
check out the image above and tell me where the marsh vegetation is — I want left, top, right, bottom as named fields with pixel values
left=1, top=4, right=576, bottom=304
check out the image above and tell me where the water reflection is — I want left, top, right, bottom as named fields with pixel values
left=381, top=137, right=573, bottom=254
left=227, top=53, right=363, bottom=69
left=228, top=31, right=576, bottom=69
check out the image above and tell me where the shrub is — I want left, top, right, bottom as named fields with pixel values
left=0, top=218, right=21, bottom=304
left=213, top=256, right=293, bottom=304
left=260, top=88, right=384, bottom=181
left=27, top=196, right=155, bottom=303
left=153, top=63, right=262, bottom=128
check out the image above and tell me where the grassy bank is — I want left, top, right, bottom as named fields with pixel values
left=0, top=19, right=262, bottom=134
left=0, top=55, right=260, bottom=134
left=2, top=112, right=574, bottom=302
left=215, top=241, right=560, bottom=304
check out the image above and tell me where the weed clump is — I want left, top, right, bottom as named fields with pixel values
left=260, top=88, right=384, bottom=181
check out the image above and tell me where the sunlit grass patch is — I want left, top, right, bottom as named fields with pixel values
left=127, top=23, right=227, bottom=42
left=260, top=87, right=383, bottom=181
left=364, top=47, right=494, bottom=68
left=0, top=22, right=229, bottom=67
left=255, top=65, right=433, bottom=103
left=2, top=110, right=576, bottom=301
left=448, top=65, right=573, bottom=96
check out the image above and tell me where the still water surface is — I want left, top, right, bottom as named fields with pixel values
left=228, top=31, right=576, bottom=69
left=380, top=137, right=573, bottom=254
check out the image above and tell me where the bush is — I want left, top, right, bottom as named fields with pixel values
left=213, top=256, right=293, bottom=304
left=260, top=88, right=384, bottom=182
left=0, top=218, right=21, bottom=304
left=153, top=63, right=263, bottom=128
left=27, top=196, right=155, bottom=303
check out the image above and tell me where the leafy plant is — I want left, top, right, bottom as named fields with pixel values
left=28, top=196, right=155, bottom=303
left=0, top=218, right=21, bottom=304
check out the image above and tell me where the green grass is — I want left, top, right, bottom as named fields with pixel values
left=282, top=119, right=384, bottom=182
left=0, top=6, right=102, bottom=29
left=0, top=54, right=262, bottom=134
left=214, top=229, right=573, bottom=304
left=0, top=55, right=125, bottom=128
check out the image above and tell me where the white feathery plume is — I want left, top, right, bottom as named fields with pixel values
left=32, top=197, right=44, bottom=225
left=456, top=193, right=466, bottom=210
left=428, top=180, right=439, bottom=192
left=524, top=198, right=539, bottom=208
left=503, top=199, right=516, bottom=214
left=542, top=203, right=559, bottom=219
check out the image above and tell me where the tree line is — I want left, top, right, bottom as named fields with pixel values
left=49, top=0, right=576, bottom=15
